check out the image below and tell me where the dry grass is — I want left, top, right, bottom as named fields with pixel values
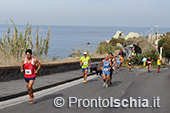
left=0, top=19, right=51, bottom=66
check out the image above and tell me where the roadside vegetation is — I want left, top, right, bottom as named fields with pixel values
left=71, top=34, right=168, bottom=68
left=0, top=19, right=51, bottom=66
left=0, top=20, right=169, bottom=68
left=158, top=32, right=170, bottom=59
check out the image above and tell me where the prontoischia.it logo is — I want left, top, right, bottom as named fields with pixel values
left=54, top=96, right=160, bottom=108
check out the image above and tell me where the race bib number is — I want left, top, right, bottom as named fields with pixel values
left=25, top=69, right=32, bottom=75
left=148, top=61, right=151, bottom=63
left=84, top=62, right=88, bottom=65
left=128, top=63, right=131, bottom=65
left=104, top=68, right=108, bottom=71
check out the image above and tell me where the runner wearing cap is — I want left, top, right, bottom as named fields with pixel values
left=80, top=52, right=91, bottom=83
left=21, top=49, right=41, bottom=104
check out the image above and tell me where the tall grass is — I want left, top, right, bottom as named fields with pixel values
left=0, top=19, right=51, bottom=65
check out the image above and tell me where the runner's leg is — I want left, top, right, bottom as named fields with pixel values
left=27, top=79, right=35, bottom=104
left=106, top=74, right=110, bottom=88
left=158, top=65, right=160, bottom=73
left=83, top=71, right=85, bottom=79
left=157, top=66, right=159, bottom=72
left=106, top=74, right=110, bottom=85
left=149, top=65, right=151, bottom=72
left=84, top=69, right=88, bottom=81
left=26, top=82, right=30, bottom=95
left=28, top=80, right=35, bottom=97
left=103, top=73, right=106, bottom=86
left=103, top=73, right=106, bottom=82
left=148, top=65, right=150, bottom=72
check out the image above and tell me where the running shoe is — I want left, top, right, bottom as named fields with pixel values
left=28, top=98, right=31, bottom=104
left=28, top=96, right=34, bottom=104
left=103, top=82, right=106, bottom=87
left=106, top=84, right=108, bottom=88
left=84, top=80, right=87, bottom=83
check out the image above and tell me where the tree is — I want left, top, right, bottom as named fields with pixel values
left=158, top=35, right=170, bottom=58
left=162, top=37, right=170, bottom=58
left=158, top=38, right=165, bottom=53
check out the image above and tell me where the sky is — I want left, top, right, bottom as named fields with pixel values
left=0, top=0, right=170, bottom=27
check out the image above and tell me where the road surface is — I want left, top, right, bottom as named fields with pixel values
left=0, top=66, right=170, bottom=113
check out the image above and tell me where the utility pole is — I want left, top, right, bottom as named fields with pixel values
left=148, top=30, right=151, bottom=42
left=156, top=25, right=159, bottom=39
left=160, top=47, right=162, bottom=60
left=150, top=28, right=153, bottom=43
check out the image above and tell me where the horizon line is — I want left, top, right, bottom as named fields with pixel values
left=0, top=23, right=170, bottom=29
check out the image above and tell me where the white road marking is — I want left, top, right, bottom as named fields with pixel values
left=0, top=75, right=98, bottom=109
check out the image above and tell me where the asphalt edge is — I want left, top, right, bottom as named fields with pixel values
left=0, top=72, right=96, bottom=102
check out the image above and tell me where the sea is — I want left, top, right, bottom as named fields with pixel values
left=0, top=24, right=170, bottom=59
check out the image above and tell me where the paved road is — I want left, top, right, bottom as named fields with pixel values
left=1, top=66, right=170, bottom=113
left=124, top=45, right=133, bottom=59
left=0, top=61, right=100, bottom=101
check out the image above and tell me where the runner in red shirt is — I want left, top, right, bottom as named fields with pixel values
left=21, top=49, right=41, bottom=104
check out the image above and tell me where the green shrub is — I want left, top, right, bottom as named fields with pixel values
left=132, top=54, right=143, bottom=65
left=95, top=38, right=126, bottom=54
left=131, top=49, right=158, bottom=65
left=158, top=34, right=170, bottom=58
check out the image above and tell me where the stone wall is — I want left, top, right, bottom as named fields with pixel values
left=0, top=58, right=103, bottom=82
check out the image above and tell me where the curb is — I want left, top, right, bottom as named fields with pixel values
left=0, top=72, right=96, bottom=102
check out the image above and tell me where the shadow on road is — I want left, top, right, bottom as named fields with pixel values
left=109, top=81, right=122, bottom=87
left=34, top=93, right=63, bottom=104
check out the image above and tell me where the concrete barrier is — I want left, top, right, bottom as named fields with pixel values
left=0, top=58, right=103, bottom=82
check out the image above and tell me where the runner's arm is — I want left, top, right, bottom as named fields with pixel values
left=79, top=58, right=83, bottom=65
left=34, top=59, right=41, bottom=74
left=109, top=61, right=113, bottom=70
left=151, top=59, right=153, bottom=64
left=88, top=59, right=91, bottom=66
left=79, top=61, right=83, bottom=65
left=114, top=59, right=117, bottom=66
left=21, top=59, right=24, bottom=72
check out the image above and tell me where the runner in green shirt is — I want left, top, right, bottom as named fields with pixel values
left=80, top=52, right=91, bottom=83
